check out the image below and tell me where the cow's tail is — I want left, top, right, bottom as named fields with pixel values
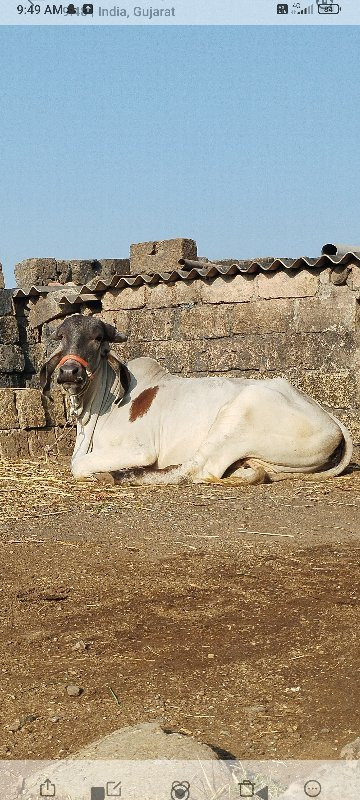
left=268, top=413, right=353, bottom=482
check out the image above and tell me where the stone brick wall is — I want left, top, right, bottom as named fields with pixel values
left=0, top=244, right=359, bottom=462
left=0, top=387, right=74, bottom=460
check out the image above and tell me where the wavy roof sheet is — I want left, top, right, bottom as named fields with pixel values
left=13, top=251, right=360, bottom=303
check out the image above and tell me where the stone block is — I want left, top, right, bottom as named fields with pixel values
left=155, top=340, right=191, bottom=373
left=28, top=295, right=75, bottom=329
left=15, top=389, right=47, bottom=429
left=56, top=424, right=76, bottom=454
left=23, top=343, right=47, bottom=377
left=97, top=259, right=130, bottom=279
left=199, top=275, right=255, bottom=304
left=27, top=429, right=56, bottom=458
left=189, top=337, right=263, bottom=373
left=0, top=374, right=24, bottom=389
left=0, top=316, right=19, bottom=344
left=0, top=390, right=19, bottom=429
left=27, top=428, right=75, bottom=458
left=102, top=286, right=146, bottom=311
left=180, top=305, right=231, bottom=339
left=350, top=263, right=360, bottom=290
left=53, top=260, right=72, bottom=283
left=95, top=310, right=130, bottom=337
left=0, top=290, right=14, bottom=315
left=295, top=292, right=357, bottom=333
left=69, top=260, right=101, bottom=285
left=15, top=258, right=58, bottom=287
left=42, top=387, right=67, bottom=427
left=232, top=299, right=295, bottom=334
left=129, top=309, right=173, bottom=341
left=0, top=344, right=25, bottom=373
left=130, top=238, right=197, bottom=275
left=145, top=280, right=201, bottom=309
left=295, top=372, right=357, bottom=409
left=284, top=332, right=356, bottom=371
left=0, top=430, right=29, bottom=460
left=334, top=410, right=360, bottom=444
left=256, top=269, right=319, bottom=299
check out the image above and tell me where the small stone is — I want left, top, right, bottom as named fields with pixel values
left=66, top=684, right=83, bottom=697
left=340, top=736, right=360, bottom=759
left=330, top=266, right=351, bottom=285
left=7, top=719, right=21, bottom=732
left=50, top=715, right=60, bottom=723
left=207, top=653, right=215, bottom=659
left=247, top=704, right=266, bottom=714
left=72, top=639, right=89, bottom=651
left=19, top=713, right=37, bottom=726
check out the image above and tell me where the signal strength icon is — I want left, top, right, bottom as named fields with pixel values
left=298, top=3, right=314, bottom=11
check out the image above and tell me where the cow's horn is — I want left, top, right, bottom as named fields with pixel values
left=39, top=344, right=63, bottom=398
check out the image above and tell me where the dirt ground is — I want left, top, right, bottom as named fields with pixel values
left=0, top=459, right=359, bottom=762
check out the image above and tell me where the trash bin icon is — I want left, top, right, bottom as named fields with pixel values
left=239, top=781, right=255, bottom=798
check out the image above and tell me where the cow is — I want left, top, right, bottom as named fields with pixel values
left=40, top=314, right=353, bottom=485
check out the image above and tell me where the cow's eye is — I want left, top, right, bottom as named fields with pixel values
left=95, top=334, right=103, bottom=342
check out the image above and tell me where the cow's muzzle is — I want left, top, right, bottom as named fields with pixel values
left=57, top=354, right=90, bottom=391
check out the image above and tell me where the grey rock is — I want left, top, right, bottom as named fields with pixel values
left=340, top=737, right=360, bottom=759
left=7, top=719, right=21, bottom=732
left=24, top=723, right=233, bottom=800
left=73, top=721, right=220, bottom=759
left=66, top=684, right=83, bottom=697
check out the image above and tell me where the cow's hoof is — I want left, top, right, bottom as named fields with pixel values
left=94, top=472, right=115, bottom=486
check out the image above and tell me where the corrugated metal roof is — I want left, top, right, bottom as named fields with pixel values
left=12, top=251, right=359, bottom=302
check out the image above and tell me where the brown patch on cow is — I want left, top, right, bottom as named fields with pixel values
left=129, top=386, right=159, bottom=422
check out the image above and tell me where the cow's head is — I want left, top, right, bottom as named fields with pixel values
left=40, top=314, right=129, bottom=399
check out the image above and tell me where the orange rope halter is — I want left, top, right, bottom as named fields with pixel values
left=58, top=354, right=90, bottom=370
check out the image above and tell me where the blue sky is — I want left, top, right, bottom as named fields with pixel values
left=0, top=25, right=359, bottom=286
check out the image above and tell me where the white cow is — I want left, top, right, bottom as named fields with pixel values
left=40, top=314, right=352, bottom=484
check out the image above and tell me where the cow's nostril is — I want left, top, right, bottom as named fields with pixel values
left=59, top=363, right=82, bottom=380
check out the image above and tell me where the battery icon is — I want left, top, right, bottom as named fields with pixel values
left=317, top=3, right=341, bottom=11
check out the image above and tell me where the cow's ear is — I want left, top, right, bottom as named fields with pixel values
left=107, top=351, right=131, bottom=402
left=102, top=322, right=127, bottom=343
left=39, top=345, right=63, bottom=398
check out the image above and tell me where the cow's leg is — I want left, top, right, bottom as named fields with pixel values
left=178, top=396, right=254, bottom=483
left=71, top=444, right=157, bottom=479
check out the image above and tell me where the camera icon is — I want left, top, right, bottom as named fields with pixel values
left=171, top=782, right=190, bottom=800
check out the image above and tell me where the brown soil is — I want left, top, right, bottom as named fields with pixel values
left=0, top=460, right=359, bottom=761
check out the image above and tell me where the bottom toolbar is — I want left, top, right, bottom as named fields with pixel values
left=1, top=759, right=360, bottom=800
